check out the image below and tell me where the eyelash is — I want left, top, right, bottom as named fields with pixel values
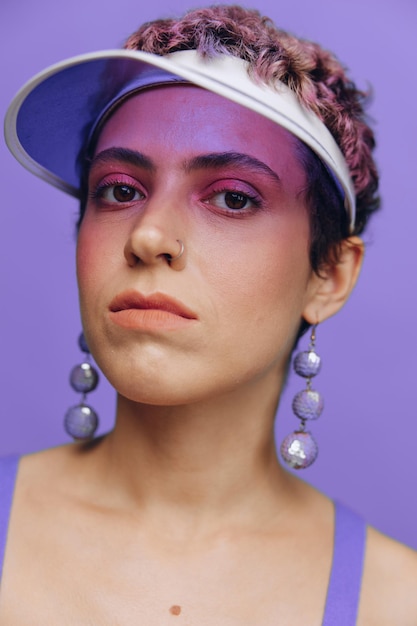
left=88, top=177, right=263, bottom=216
left=89, top=178, right=145, bottom=205
left=203, top=186, right=263, bottom=215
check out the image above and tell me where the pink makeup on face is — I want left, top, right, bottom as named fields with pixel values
left=76, top=86, right=312, bottom=406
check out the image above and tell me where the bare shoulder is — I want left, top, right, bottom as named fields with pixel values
left=359, top=525, right=417, bottom=625
left=19, top=438, right=103, bottom=471
left=16, top=439, right=104, bottom=501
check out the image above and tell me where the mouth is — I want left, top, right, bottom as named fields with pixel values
left=108, top=290, right=198, bottom=330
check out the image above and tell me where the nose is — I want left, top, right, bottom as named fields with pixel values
left=123, top=201, right=186, bottom=270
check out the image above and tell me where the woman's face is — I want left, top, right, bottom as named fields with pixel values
left=77, top=85, right=319, bottom=405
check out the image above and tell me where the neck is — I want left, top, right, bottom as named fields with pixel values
left=93, top=374, right=295, bottom=537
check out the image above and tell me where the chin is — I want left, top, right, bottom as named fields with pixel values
left=107, top=368, right=203, bottom=407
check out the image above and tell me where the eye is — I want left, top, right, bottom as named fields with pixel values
left=206, top=188, right=261, bottom=213
left=99, top=184, right=143, bottom=203
left=222, top=191, right=250, bottom=210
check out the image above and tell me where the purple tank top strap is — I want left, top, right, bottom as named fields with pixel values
left=0, top=455, right=19, bottom=581
left=322, top=501, right=366, bottom=626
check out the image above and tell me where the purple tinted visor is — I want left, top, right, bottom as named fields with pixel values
left=5, top=49, right=355, bottom=227
left=15, top=59, right=184, bottom=197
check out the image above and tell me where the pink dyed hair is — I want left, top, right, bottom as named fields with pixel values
left=124, top=4, right=379, bottom=246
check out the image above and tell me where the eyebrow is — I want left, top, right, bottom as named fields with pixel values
left=89, top=147, right=155, bottom=172
left=89, top=147, right=281, bottom=186
left=184, top=152, right=281, bottom=186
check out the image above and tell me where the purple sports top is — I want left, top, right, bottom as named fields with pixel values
left=0, top=455, right=366, bottom=623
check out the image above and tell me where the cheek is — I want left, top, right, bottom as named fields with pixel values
left=76, top=224, right=98, bottom=296
left=75, top=219, right=122, bottom=355
left=76, top=226, right=91, bottom=285
left=76, top=219, right=119, bottom=293
left=208, top=218, right=311, bottom=312
left=200, top=213, right=312, bottom=365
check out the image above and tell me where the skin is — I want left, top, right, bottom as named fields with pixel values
left=79, top=87, right=317, bottom=407
left=1, top=86, right=416, bottom=625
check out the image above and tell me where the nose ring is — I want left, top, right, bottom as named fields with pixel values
left=168, top=239, right=185, bottom=263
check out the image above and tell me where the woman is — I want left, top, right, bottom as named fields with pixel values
left=2, top=5, right=417, bottom=624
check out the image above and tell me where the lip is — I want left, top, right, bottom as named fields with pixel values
left=108, top=290, right=198, bottom=331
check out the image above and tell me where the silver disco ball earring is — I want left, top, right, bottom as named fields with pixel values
left=281, top=325, right=323, bottom=469
left=64, top=332, right=99, bottom=441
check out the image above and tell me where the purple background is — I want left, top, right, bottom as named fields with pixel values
left=1, top=0, right=416, bottom=548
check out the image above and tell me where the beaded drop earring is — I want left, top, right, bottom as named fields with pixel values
left=64, top=332, right=99, bottom=441
left=281, top=324, right=323, bottom=469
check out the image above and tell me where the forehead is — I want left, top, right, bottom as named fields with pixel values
left=94, top=84, right=305, bottom=184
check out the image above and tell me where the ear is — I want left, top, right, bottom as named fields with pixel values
left=302, top=236, right=364, bottom=324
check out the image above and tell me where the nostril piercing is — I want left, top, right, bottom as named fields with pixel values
left=167, top=239, right=185, bottom=263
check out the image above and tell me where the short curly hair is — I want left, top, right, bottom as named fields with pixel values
left=122, top=4, right=380, bottom=272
